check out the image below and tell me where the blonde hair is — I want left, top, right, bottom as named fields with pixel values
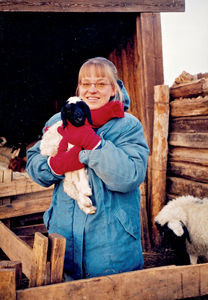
left=76, top=57, right=123, bottom=102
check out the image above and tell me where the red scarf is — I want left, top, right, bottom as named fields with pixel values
left=90, top=101, right=124, bottom=128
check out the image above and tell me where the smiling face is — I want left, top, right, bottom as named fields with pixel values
left=77, top=63, right=116, bottom=110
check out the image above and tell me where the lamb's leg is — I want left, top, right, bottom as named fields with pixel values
left=78, top=168, right=92, bottom=196
left=77, top=195, right=97, bottom=214
left=189, top=254, right=198, bottom=265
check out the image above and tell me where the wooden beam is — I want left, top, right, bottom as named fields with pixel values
left=167, top=176, right=208, bottom=199
left=0, top=221, right=33, bottom=278
left=0, top=0, right=185, bottom=12
left=169, top=133, right=208, bottom=149
left=169, top=147, right=208, bottom=166
left=0, top=268, right=16, bottom=300
left=170, top=78, right=208, bottom=99
left=0, top=261, right=22, bottom=289
left=170, top=95, right=208, bottom=117
left=0, top=196, right=51, bottom=219
left=48, top=233, right=66, bottom=284
left=168, top=161, right=208, bottom=183
left=29, top=232, right=49, bottom=287
left=0, top=178, right=53, bottom=198
left=150, top=85, right=169, bottom=247
left=16, top=264, right=208, bottom=300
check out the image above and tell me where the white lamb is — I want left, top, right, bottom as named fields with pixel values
left=40, top=97, right=96, bottom=215
left=155, top=195, right=208, bottom=264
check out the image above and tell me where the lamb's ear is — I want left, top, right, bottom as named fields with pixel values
left=167, top=220, right=185, bottom=237
left=61, top=105, right=68, bottom=128
left=78, top=101, right=93, bottom=125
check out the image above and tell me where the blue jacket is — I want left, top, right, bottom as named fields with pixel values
left=26, top=85, right=149, bottom=279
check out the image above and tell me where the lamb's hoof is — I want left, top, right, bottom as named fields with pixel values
left=85, top=206, right=97, bottom=215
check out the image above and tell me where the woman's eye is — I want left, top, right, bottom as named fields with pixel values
left=82, top=83, right=91, bottom=88
left=96, top=83, right=106, bottom=88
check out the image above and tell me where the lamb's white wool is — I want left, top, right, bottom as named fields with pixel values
left=40, top=103, right=96, bottom=215
left=67, top=96, right=81, bottom=104
left=155, top=195, right=208, bottom=264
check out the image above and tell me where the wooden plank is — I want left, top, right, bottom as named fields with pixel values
left=170, top=116, right=208, bottom=133
left=16, top=264, right=208, bottom=300
left=168, top=161, right=208, bottom=183
left=167, top=177, right=208, bottom=199
left=169, top=147, right=208, bottom=166
left=0, top=196, right=51, bottom=219
left=0, top=178, right=53, bottom=198
left=48, top=233, right=66, bottom=284
left=170, top=95, right=208, bottom=117
left=150, top=85, right=170, bottom=247
left=138, top=13, right=164, bottom=151
left=170, top=78, right=208, bottom=99
left=29, top=232, right=49, bottom=287
left=0, top=221, right=32, bottom=278
left=0, top=268, right=16, bottom=300
left=3, top=169, right=12, bottom=183
left=13, top=224, right=47, bottom=236
left=169, top=132, right=208, bottom=148
left=0, top=0, right=185, bottom=12
left=0, top=261, right=22, bottom=289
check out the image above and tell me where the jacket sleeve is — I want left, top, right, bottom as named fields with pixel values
left=79, top=115, right=149, bottom=193
left=26, top=114, right=64, bottom=187
left=26, top=140, right=64, bottom=187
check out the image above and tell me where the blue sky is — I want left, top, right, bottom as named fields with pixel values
left=161, top=0, right=208, bottom=86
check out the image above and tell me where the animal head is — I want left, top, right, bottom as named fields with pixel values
left=61, top=96, right=93, bottom=128
left=154, top=198, right=191, bottom=243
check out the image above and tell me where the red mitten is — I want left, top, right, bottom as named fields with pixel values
left=48, top=145, right=84, bottom=175
left=91, top=101, right=124, bottom=128
left=57, top=123, right=101, bottom=150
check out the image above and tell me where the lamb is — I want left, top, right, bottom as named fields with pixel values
left=155, top=195, right=208, bottom=265
left=40, top=97, right=96, bottom=215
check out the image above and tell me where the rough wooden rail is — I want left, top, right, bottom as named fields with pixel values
left=14, top=263, right=208, bottom=300
left=0, top=221, right=66, bottom=288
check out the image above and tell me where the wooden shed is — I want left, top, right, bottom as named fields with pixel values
left=5, top=1, right=208, bottom=300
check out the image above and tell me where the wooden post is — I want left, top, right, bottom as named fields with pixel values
left=29, top=232, right=49, bottom=287
left=150, top=85, right=170, bottom=247
left=0, top=268, right=16, bottom=300
left=0, top=261, right=22, bottom=289
left=140, top=182, right=151, bottom=252
left=48, top=233, right=66, bottom=284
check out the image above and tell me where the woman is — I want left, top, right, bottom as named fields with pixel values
left=26, top=57, right=149, bottom=280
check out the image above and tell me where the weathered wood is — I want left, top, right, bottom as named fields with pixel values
left=0, top=221, right=33, bottom=278
left=0, top=268, right=16, bottom=300
left=48, top=233, right=66, bottom=284
left=29, top=232, right=49, bottom=287
left=170, top=116, right=208, bottom=133
left=13, top=224, right=47, bottom=236
left=168, top=161, right=208, bottom=183
left=169, top=147, right=208, bottom=166
left=140, top=182, right=151, bottom=251
left=137, top=13, right=164, bottom=151
left=170, top=78, right=208, bottom=99
left=170, top=95, right=208, bottom=117
left=0, top=177, right=53, bottom=198
left=0, top=261, right=22, bottom=289
left=151, top=85, right=169, bottom=247
left=2, top=169, right=12, bottom=183
left=0, top=0, right=185, bottom=12
left=167, top=177, right=208, bottom=199
left=0, top=195, right=51, bottom=219
left=16, top=264, right=208, bottom=300
left=169, top=132, right=208, bottom=148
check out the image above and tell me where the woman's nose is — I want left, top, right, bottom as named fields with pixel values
left=88, top=84, right=97, bottom=92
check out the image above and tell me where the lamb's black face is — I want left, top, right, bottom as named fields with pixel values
left=61, top=101, right=92, bottom=128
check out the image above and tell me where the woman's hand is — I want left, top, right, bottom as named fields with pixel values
left=48, top=145, right=85, bottom=175
left=57, top=123, right=101, bottom=150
